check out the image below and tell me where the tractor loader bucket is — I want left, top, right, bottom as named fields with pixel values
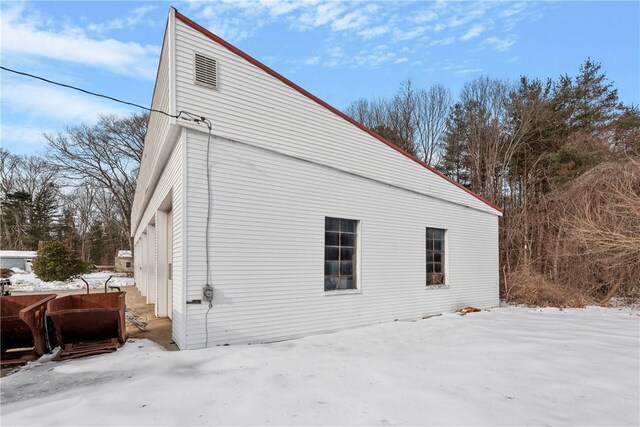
left=47, top=292, right=126, bottom=361
left=1, top=294, right=57, bottom=367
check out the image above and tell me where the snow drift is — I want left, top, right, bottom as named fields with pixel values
left=1, top=306, right=638, bottom=426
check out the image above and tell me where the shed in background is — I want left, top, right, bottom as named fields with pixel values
left=115, top=250, right=133, bottom=274
left=0, top=251, right=37, bottom=273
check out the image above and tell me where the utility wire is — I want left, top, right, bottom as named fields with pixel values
left=1, top=65, right=217, bottom=347
left=0, top=65, right=207, bottom=124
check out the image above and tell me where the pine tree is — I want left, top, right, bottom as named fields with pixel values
left=89, top=220, right=107, bottom=265
left=438, top=103, right=471, bottom=187
left=1, top=191, right=32, bottom=249
left=28, top=182, right=59, bottom=248
left=556, top=58, right=622, bottom=134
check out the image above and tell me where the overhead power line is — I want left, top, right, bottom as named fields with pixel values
left=0, top=65, right=211, bottom=127
left=1, top=65, right=216, bottom=333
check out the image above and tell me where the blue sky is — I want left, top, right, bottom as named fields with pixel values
left=1, top=1, right=638, bottom=155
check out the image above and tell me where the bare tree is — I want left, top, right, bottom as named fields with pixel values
left=561, top=159, right=640, bottom=302
left=457, top=76, right=511, bottom=204
left=65, top=185, right=98, bottom=261
left=386, top=79, right=418, bottom=155
left=414, top=85, right=451, bottom=165
left=0, top=149, right=60, bottom=249
left=45, top=113, right=147, bottom=251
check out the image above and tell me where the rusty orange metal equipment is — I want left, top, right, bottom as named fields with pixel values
left=1, top=294, right=57, bottom=367
left=47, top=292, right=127, bottom=360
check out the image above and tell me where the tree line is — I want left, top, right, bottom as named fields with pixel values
left=0, top=114, right=146, bottom=266
left=346, top=59, right=639, bottom=304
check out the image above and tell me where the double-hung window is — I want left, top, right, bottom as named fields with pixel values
left=426, top=228, right=446, bottom=286
left=324, top=217, right=358, bottom=291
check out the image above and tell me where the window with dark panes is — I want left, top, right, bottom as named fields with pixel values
left=426, top=228, right=445, bottom=286
left=324, top=217, right=358, bottom=291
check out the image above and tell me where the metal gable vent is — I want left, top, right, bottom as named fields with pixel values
left=194, top=53, right=218, bottom=89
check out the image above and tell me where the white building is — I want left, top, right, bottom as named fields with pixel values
left=0, top=250, right=37, bottom=273
left=115, top=250, right=133, bottom=273
left=131, top=9, right=502, bottom=350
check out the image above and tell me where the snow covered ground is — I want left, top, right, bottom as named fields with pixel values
left=7, top=271, right=134, bottom=292
left=1, top=306, right=638, bottom=426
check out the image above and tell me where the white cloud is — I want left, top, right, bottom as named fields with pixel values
left=394, top=26, right=428, bottom=41
left=0, top=124, right=55, bottom=152
left=1, top=82, right=132, bottom=123
left=430, top=36, right=455, bottom=47
left=332, top=10, right=368, bottom=31
left=500, top=2, right=527, bottom=19
left=455, top=68, right=482, bottom=75
left=303, top=56, right=320, bottom=65
left=358, top=25, right=389, bottom=40
left=258, top=0, right=304, bottom=17
left=86, top=5, right=158, bottom=33
left=297, top=3, right=346, bottom=28
left=433, top=22, right=447, bottom=32
left=448, top=6, right=486, bottom=29
left=318, top=42, right=404, bottom=69
left=411, top=10, right=438, bottom=23
left=460, top=23, right=487, bottom=41
left=1, top=5, right=159, bottom=79
left=187, top=0, right=541, bottom=70
left=484, top=36, right=516, bottom=52
left=188, top=4, right=254, bottom=42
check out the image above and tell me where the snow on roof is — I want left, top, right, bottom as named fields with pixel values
left=117, top=250, right=132, bottom=258
left=0, top=250, right=37, bottom=259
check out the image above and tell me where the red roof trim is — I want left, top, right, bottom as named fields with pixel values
left=174, top=11, right=503, bottom=214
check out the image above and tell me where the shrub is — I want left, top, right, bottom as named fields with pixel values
left=32, top=241, right=88, bottom=282
left=503, top=268, right=592, bottom=308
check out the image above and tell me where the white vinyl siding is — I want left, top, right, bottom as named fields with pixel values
left=133, top=133, right=185, bottom=349
left=173, top=18, right=500, bottom=217
left=135, top=12, right=500, bottom=351
left=184, top=129, right=499, bottom=348
left=132, top=24, right=173, bottom=230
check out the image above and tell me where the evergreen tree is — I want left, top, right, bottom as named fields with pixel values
left=89, top=220, right=107, bottom=265
left=32, top=241, right=88, bottom=281
left=570, top=58, right=622, bottom=132
left=1, top=191, right=32, bottom=249
left=56, top=207, right=80, bottom=253
left=439, top=103, right=471, bottom=187
left=28, top=182, right=59, bottom=248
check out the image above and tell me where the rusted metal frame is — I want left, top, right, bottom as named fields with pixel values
left=80, top=275, right=114, bottom=294
left=0, top=350, right=38, bottom=368
left=80, top=277, right=90, bottom=294
left=1, top=294, right=57, bottom=366
left=46, top=292, right=127, bottom=360
left=53, top=339, right=119, bottom=361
